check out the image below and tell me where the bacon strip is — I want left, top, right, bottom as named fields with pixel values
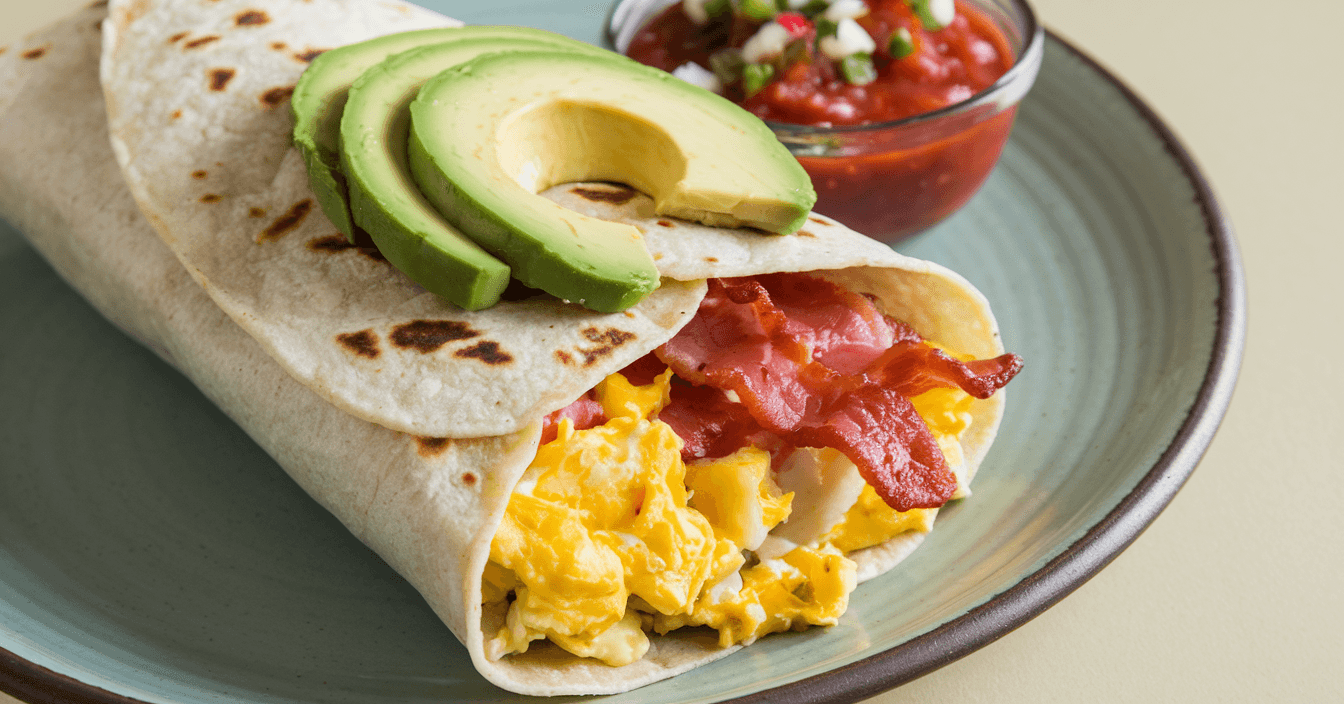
left=869, top=342, right=1024, bottom=400
left=657, top=278, right=814, bottom=432
left=753, top=272, right=896, bottom=375
left=655, top=380, right=766, bottom=461
left=657, top=273, right=1021, bottom=511
left=791, top=384, right=957, bottom=511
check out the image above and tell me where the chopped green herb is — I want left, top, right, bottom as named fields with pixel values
left=839, top=53, right=876, bottom=85
left=739, top=0, right=777, bottom=21
left=799, top=0, right=830, bottom=16
left=709, top=47, right=746, bottom=84
left=742, top=62, right=776, bottom=97
left=888, top=27, right=914, bottom=58
left=908, top=0, right=954, bottom=31
left=815, top=17, right=838, bottom=39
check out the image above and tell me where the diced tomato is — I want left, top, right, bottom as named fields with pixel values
left=775, top=12, right=812, bottom=38
left=626, top=0, right=1012, bottom=126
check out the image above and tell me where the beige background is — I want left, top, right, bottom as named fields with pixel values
left=2, top=0, right=1340, bottom=702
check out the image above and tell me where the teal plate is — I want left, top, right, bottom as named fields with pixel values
left=0, top=4, right=1244, bottom=703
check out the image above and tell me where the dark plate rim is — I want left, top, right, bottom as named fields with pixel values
left=0, top=28, right=1246, bottom=704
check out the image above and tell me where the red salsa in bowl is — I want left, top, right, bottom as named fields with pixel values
left=610, top=0, right=1043, bottom=242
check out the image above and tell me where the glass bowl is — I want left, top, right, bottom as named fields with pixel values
left=606, top=0, right=1045, bottom=243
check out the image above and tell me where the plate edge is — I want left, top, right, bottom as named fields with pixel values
left=709, top=28, right=1249, bottom=704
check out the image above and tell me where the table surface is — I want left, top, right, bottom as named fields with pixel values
left=2, top=1, right=1340, bottom=703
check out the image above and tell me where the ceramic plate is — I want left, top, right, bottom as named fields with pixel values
left=0, top=3, right=1244, bottom=702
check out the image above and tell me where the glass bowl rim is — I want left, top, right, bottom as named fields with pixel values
left=603, top=0, right=1046, bottom=137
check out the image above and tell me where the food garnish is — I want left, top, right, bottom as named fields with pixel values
left=295, top=28, right=815, bottom=312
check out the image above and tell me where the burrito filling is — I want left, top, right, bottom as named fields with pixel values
left=483, top=272, right=1020, bottom=665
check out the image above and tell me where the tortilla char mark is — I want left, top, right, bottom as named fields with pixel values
left=308, top=234, right=353, bottom=252
left=294, top=48, right=327, bottom=63
left=207, top=67, right=235, bottom=91
left=258, top=199, right=313, bottom=242
left=455, top=341, right=512, bottom=365
left=577, top=327, right=636, bottom=366
left=390, top=320, right=479, bottom=353
left=183, top=35, right=221, bottom=50
left=261, top=86, right=294, bottom=108
left=414, top=436, right=449, bottom=457
left=336, top=329, right=380, bottom=359
left=235, top=10, right=269, bottom=26
left=308, top=233, right=388, bottom=263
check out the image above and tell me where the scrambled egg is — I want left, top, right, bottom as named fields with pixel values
left=484, top=368, right=975, bottom=666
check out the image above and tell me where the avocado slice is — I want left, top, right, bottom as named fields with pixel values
left=339, top=33, right=612, bottom=311
left=407, top=50, right=816, bottom=312
left=292, top=28, right=474, bottom=240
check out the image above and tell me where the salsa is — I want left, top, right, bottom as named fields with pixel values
left=627, top=0, right=1013, bottom=126
left=625, top=0, right=1021, bottom=240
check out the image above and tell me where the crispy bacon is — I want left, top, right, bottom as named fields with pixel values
left=869, top=342, right=1024, bottom=400
left=753, top=272, right=896, bottom=375
left=656, top=278, right=814, bottom=432
left=657, top=273, right=1021, bottom=512
left=655, top=380, right=766, bottom=460
left=791, top=384, right=957, bottom=511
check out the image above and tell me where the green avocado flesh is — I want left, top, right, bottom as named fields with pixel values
left=292, top=27, right=473, bottom=240
left=292, top=25, right=603, bottom=246
left=338, top=30, right=611, bottom=311
left=408, top=50, right=816, bottom=312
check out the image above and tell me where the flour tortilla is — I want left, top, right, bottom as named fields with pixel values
left=98, top=0, right=1007, bottom=440
left=1, top=2, right=1008, bottom=695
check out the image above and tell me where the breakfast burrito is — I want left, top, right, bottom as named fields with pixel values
left=0, top=0, right=1020, bottom=696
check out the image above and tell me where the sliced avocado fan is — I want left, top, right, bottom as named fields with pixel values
left=338, top=30, right=611, bottom=311
left=408, top=50, right=816, bottom=312
left=292, top=26, right=607, bottom=244
left=292, top=27, right=471, bottom=240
